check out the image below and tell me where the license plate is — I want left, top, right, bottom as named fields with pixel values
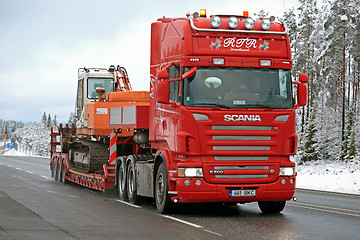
left=229, top=190, right=256, bottom=197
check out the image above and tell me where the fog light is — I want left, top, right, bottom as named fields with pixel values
left=195, top=180, right=201, bottom=185
left=244, top=17, right=255, bottom=30
left=281, top=179, right=287, bottom=184
left=227, top=16, right=239, bottom=29
left=290, top=178, right=295, bottom=184
left=210, top=16, right=222, bottom=28
left=184, top=180, right=191, bottom=185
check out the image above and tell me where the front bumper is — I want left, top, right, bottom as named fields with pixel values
left=170, top=176, right=295, bottom=203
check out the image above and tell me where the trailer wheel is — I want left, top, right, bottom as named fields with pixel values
left=258, top=201, right=286, bottom=214
left=54, top=158, right=60, bottom=182
left=58, top=158, right=63, bottom=183
left=118, top=161, right=127, bottom=200
left=155, top=163, right=172, bottom=214
left=51, top=157, right=55, bottom=178
left=61, top=159, right=67, bottom=184
left=126, top=160, right=140, bottom=204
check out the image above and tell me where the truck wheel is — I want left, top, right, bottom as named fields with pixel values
left=118, top=161, right=127, bottom=200
left=126, top=161, right=140, bottom=204
left=258, top=201, right=286, bottom=214
left=61, top=159, right=67, bottom=184
left=155, top=163, right=172, bottom=214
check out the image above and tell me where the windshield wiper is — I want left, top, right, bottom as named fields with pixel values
left=192, top=103, right=230, bottom=109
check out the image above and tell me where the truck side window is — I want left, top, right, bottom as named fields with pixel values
left=168, top=64, right=180, bottom=79
left=168, top=64, right=180, bottom=103
left=169, top=80, right=179, bottom=102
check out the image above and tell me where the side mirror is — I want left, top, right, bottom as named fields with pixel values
left=182, top=67, right=197, bottom=79
left=294, top=83, right=307, bottom=108
left=157, top=69, right=169, bottom=80
left=156, top=80, right=169, bottom=104
left=299, top=73, right=308, bottom=83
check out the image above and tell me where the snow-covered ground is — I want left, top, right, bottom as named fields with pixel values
left=1, top=148, right=359, bottom=195
left=296, top=160, right=360, bottom=195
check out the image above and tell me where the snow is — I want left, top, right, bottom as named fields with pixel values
left=2, top=147, right=359, bottom=195
left=296, top=160, right=360, bottom=195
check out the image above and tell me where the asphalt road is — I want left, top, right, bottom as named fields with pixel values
left=0, top=155, right=359, bottom=240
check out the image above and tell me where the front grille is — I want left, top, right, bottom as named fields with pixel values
left=214, top=156, right=269, bottom=161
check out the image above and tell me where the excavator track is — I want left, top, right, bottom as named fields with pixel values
left=69, top=140, right=109, bottom=173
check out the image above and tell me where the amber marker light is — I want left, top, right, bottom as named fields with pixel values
left=200, top=9, right=206, bottom=18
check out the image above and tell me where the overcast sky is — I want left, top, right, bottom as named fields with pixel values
left=0, top=0, right=300, bottom=123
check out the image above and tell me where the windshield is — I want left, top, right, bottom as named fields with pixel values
left=183, top=67, right=293, bottom=109
left=87, top=77, right=114, bottom=99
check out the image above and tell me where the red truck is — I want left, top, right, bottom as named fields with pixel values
left=50, top=10, right=308, bottom=214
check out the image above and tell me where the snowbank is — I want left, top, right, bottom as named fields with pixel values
left=296, top=160, right=360, bottom=195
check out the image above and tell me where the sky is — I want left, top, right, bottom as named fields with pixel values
left=0, top=0, right=301, bottom=123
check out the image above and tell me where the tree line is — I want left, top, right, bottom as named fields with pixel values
left=281, top=0, right=360, bottom=163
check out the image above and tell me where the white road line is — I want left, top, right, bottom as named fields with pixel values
left=6, top=165, right=12, bottom=168
left=41, top=175, right=49, bottom=179
left=68, top=195, right=80, bottom=199
left=115, top=199, right=142, bottom=208
left=203, top=229, right=224, bottom=237
left=0, top=163, right=3, bottom=165
left=26, top=171, right=34, bottom=174
left=15, top=167, right=22, bottom=171
left=158, top=214, right=202, bottom=228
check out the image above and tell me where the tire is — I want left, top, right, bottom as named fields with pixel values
left=54, top=158, right=60, bottom=182
left=51, top=157, right=55, bottom=178
left=61, top=159, right=67, bottom=184
left=126, top=158, right=140, bottom=204
left=258, top=201, right=286, bottom=214
left=57, top=158, right=62, bottom=183
left=118, top=160, right=127, bottom=201
left=155, top=163, right=172, bottom=214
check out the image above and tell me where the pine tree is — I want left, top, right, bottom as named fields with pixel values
left=46, top=114, right=51, bottom=128
left=41, top=112, right=47, bottom=126
left=299, top=108, right=318, bottom=164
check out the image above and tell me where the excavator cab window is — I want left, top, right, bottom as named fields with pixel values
left=87, top=77, right=114, bottom=99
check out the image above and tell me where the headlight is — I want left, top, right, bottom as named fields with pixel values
left=178, top=167, right=203, bottom=177
left=279, top=167, right=295, bottom=176
left=227, top=16, right=239, bottom=29
left=244, top=17, right=255, bottom=30
left=261, top=18, right=272, bottom=30
left=210, top=16, right=222, bottom=28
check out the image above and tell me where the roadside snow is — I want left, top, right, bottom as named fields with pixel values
left=1, top=148, right=359, bottom=195
left=296, top=160, right=360, bottom=195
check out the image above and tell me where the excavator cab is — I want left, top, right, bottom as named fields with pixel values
left=75, top=66, right=116, bottom=121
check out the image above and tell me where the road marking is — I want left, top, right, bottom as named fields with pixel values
left=115, top=199, right=142, bottom=208
left=15, top=167, right=22, bottom=171
left=0, top=163, right=3, bottom=165
left=288, top=202, right=360, bottom=218
left=26, top=171, right=34, bottom=174
left=203, top=229, right=224, bottom=237
left=291, top=202, right=360, bottom=214
left=68, top=195, right=80, bottom=199
left=41, top=175, right=49, bottom=179
left=6, top=165, right=12, bottom=168
left=159, top=214, right=202, bottom=228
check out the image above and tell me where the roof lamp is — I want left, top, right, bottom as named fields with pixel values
left=200, top=9, right=206, bottom=18
left=243, top=11, right=249, bottom=18
left=228, top=16, right=239, bottom=29
left=210, top=16, right=222, bottom=28
left=244, top=17, right=255, bottom=30
left=261, top=18, right=272, bottom=30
